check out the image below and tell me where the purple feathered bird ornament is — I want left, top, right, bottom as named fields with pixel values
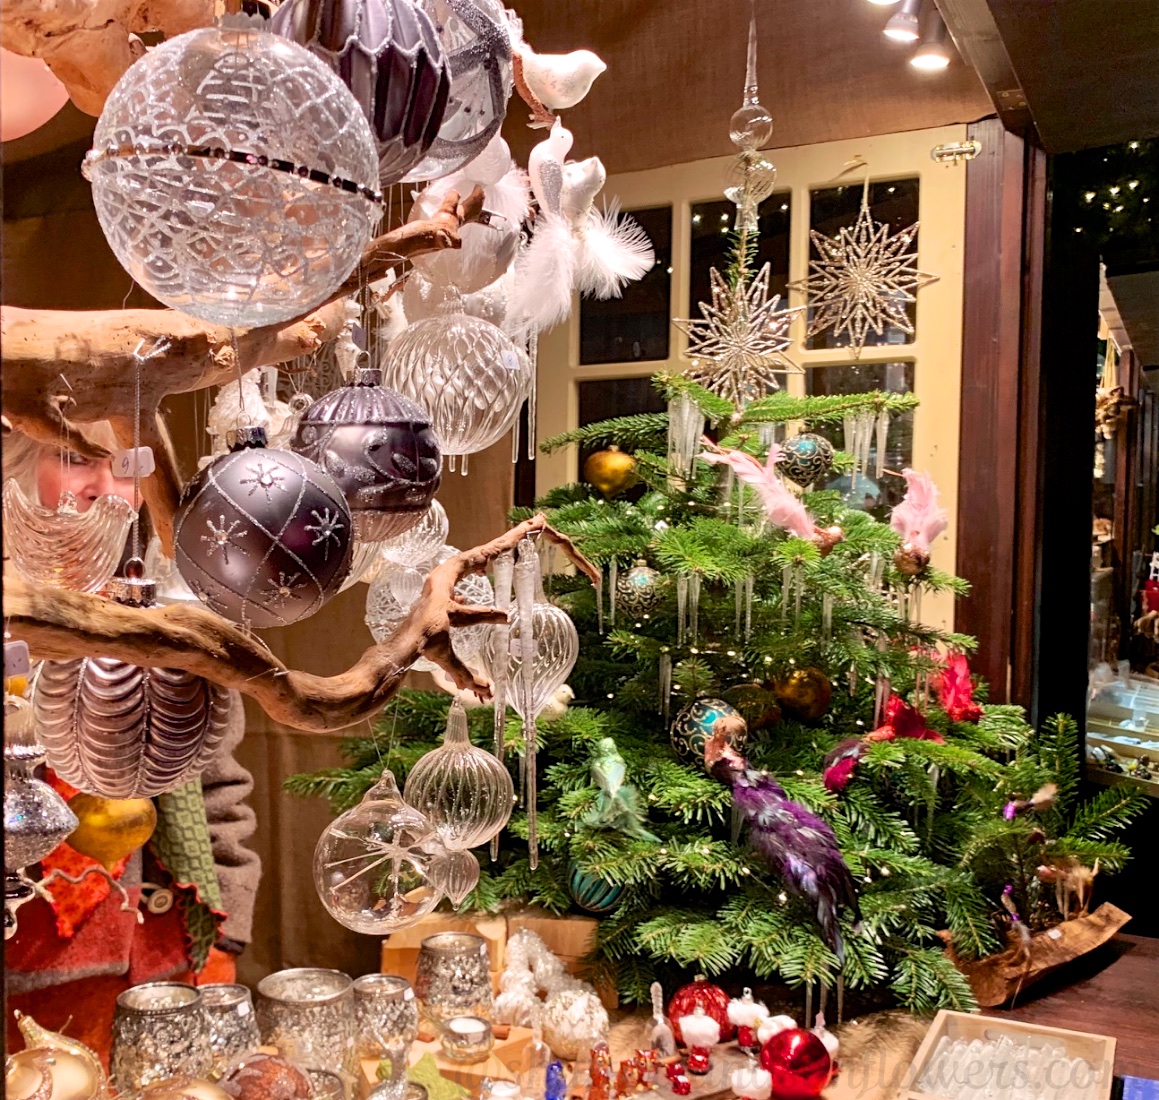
left=706, top=719, right=861, bottom=958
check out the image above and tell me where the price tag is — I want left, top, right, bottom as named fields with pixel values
left=501, top=350, right=522, bottom=373
left=4, top=640, right=30, bottom=680
left=112, top=446, right=155, bottom=479
left=1048, top=928, right=1063, bottom=940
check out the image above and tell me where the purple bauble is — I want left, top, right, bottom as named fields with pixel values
left=271, top=0, right=451, bottom=187
left=174, top=427, right=354, bottom=628
left=292, top=367, right=442, bottom=542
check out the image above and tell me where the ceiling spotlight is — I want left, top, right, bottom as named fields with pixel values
left=867, top=0, right=901, bottom=6
left=884, top=0, right=922, bottom=42
left=910, top=12, right=952, bottom=69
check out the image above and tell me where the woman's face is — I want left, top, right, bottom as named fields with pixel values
left=36, top=450, right=135, bottom=512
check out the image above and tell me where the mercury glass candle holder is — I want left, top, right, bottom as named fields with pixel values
left=308, top=1069, right=347, bottom=1100
left=354, top=974, right=419, bottom=1099
left=414, top=933, right=492, bottom=1027
left=200, top=983, right=261, bottom=1078
left=111, top=982, right=212, bottom=1092
left=440, top=1016, right=493, bottom=1065
left=256, top=968, right=358, bottom=1085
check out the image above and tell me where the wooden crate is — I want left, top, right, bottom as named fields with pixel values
left=380, top=913, right=507, bottom=994
left=900, top=1010, right=1116, bottom=1100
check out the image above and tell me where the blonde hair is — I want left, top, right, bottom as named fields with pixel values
left=2, top=422, right=123, bottom=502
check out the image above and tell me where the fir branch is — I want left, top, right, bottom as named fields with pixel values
left=541, top=414, right=670, bottom=454
left=738, top=391, right=919, bottom=427
left=634, top=911, right=739, bottom=974
left=1064, top=785, right=1148, bottom=842
left=891, top=948, right=977, bottom=1014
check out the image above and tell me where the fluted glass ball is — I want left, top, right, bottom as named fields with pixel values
left=729, top=101, right=773, bottom=151
left=270, top=0, right=451, bottom=187
left=291, top=368, right=442, bottom=543
left=382, top=313, right=529, bottom=459
left=482, top=596, right=578, bottom=721
left=380, top=499, right=448, bottom=568
left=432, top=848, right=480, bottom=906
left=174, top=433, right=355, bottom=629
left=723, top=151, right=777, bottom=209
left=404, top=699, right=513, bottom=850
left=33, top=658, right=231, bottom=798
left=313, top=770, right=444, bottom=934
left=86, top=25, right=379, bottom=328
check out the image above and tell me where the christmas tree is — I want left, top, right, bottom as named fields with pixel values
left=288, top=371, right=1146, bottom=1015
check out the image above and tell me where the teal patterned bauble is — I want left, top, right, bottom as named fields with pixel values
left=569, top=866, right=623, bottom=913
left=780, top=433, right=835, bottom=487
left=616, top=559, right=662, bottom=618
left=669, top=698, right=748, bottom=770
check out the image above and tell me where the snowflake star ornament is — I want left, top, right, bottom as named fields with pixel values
left=788, top=200, right=939, bottom=358
left=673, top=264, right=804, bottom=408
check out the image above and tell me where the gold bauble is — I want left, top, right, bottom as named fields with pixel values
left=66, top=794, right=157, bottom=870
left=721, top=683, right=782, bottom=731
left=6, top=1049, right=102, bottom=1100
left=138, top=1077, right=232, bottom=1100
left=14, top=1013, right=106, bottom=1100
left=583, top=445, right=638, bottom=499
left=771, top=667, right=833, bottom=723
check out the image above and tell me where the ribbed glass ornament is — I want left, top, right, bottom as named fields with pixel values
left=380, top=499, right=448, bottom=568
left=432, top=848, right=480, bottom=907
left=403, top=698, right=513, bottom=850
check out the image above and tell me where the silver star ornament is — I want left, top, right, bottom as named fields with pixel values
left=673, top=263, right=805, bottom=407
left=788, top=202, right=939, bottom=358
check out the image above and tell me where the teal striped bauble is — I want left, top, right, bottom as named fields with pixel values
left=569, top=866, right=623, bottom=913
left=669, top=697, right=748, bottom=769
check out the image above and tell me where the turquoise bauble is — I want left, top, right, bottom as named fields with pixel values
left=569, top=866, right=623, bottom=914
left=669, top=698, right=748, bottom=770
left=780, top=433, right=835, bottom=487
left=615, top=559, right=662, bottom=618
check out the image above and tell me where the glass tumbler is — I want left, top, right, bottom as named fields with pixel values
left=354, top=974, right=419, bottom=1098
left=256, top=968, right=358, bottom=1086
left=200, top=983, right=261, bottom=1078
left=414, top=933, right=492, bottom=1027
left=111, top=982, right=212, bottom=1092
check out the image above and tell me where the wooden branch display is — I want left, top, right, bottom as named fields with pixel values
left=5, top=515, right=599, bottom=732
left=0, top=187, right=484, bottom=554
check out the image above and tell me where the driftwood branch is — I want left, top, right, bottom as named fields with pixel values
left=512, top=53, right=557, bottom=129
left=1, top=187, right=483, bottom=554
left=5, top=515, right=599, bottom=732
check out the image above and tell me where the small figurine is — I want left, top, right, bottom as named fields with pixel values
left=633, top=1050, right=657, bottom=1090
left=614, top=1060, right=638, bottom=1098
left=587, top=1041, right=613, bottom=1100
left=648, top=982, right=676, bottom=1056
left=546, top=1062, right=568, bottom=1100
left=677, top=1006, right=720, bottom=1077
left=727, top=988, right=767, bottom=1055
left=665, top=1062, right=691, bottom=1097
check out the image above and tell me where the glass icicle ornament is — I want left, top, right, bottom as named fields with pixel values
left=607, top=557, right=618, bottom=628
left=729, top=0, right=773, bottom=153
left=382, top=305, right=530, bottom=473
left=488, top=550, right=515, bottom=862
left=667, top=392, right=705, bottom=481
left=403, top=697, right=514, bottom=850
left=85, top=22, right=380, bottom=329
left=2, top=479, right=135, bottom=594
left=313, top=770, right=445, bottom=934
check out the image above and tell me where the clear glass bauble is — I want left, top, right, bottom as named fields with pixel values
left=403, top=698, right=514, bottom=850
left=85, top=24, right=379, bottom=328
left=2, top=480, right=136, bottom=594
left=382, top=311, right=530, bottom=461
left=403, top=271, right=509, bottom=328
left=723, top=151, right=777, bottom=211
left=32, top=656, right=232, bottom=799
left=291, top=367, right=443, bottom=543
left=482, top=583, right=578, bottom=721
left=173, top=431, right=355, bottom=629
left=270, top=0, right=451, bottom=187
left=402, top=0, right=512, bottom=182
left=729, top=101, right=773, bottom=151
left=409, top=200, right=518, bottom=293
left=380, top=499, right=448, bottom=568
left=340, top=537, right=389, bottom=591
left=432, top=848, right=480, bottom=907
left=312, top=770, right=445, bottom=934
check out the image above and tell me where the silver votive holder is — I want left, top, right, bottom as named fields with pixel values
left=200, top=983, right=261, bottom=1078
left=414, top=933, right=492, bottom=1027
left=111, top=981, right=212, bottom=1092
left=256, top=968, right=358, bottom=1087
left=308, top=1069, right=347, bottom=1100
left=354, top=973, right=420, bottom=1099
left=440, top=1016, right=493, bottom=1065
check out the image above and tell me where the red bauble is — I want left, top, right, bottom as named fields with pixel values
left=667, top=976, right=735, bottom=1045
left=758, top=1029, right=834, bottom=1099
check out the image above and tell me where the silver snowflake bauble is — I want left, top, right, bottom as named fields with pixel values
left=313, top=769, right=444, bottom=934
left=85, top=25, right=379, bottom=328
left=4, top=776, right=77, bottom=871
left=673, top=263, right=804, bottom=408
left=291, top=367, right=443, bottom=543
left=403, top=698, right=514, bottom=850
left=174, top=429, right=354, bottom=628
left=787, top=200, right=939, bottom=358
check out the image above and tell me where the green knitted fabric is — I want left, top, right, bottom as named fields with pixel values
left=151, top=778, right=225, bottom=970
left=406, top=1055, right=469, bottom=1100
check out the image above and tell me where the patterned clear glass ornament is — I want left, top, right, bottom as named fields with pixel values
left=313, top=770, right=445, bottom=934
left=382, top=310, right=530, bottom=468
left=340, top=537, right=389, bottom=591
left=403, top=270, right=509, bottom=328
left=380, top=498, right=448, bottom=568
left=432, top=848, right=480, bottom=907
left=85, top=24, right=379, bottom=328
left=402, top=0, right=512, bottom=182
left=2, top=479, right=136, bottom=594
left=404, top=698, right=514, bottom=850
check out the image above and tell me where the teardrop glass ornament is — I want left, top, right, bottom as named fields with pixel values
left=403, top=698, right=514, bottom=850
left=3, top=480, right=135, bottom=594
left=432, top=848, right=480, bottom=907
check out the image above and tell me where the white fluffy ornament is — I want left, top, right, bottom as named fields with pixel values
left=727, top=988, right=767, bottom=1030
left=540, top=987, right=609, bottom=1061
left=677, top=1009, right=720, bottom=1049
left=756, top=1014, right=797, bottom=1045
left=731, top=1060, right=772, bottom=1100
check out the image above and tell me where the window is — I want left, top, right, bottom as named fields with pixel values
left=806, top=178, right=921, bottom=351
left=689, top=193, right=792, bottom=313
left=579, top=205, right=672, bottom=365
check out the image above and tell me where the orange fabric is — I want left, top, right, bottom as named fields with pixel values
left=194, top=947, right=237, bottom=985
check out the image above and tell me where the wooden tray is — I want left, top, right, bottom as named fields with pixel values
left=900, top=1010, right=1116, bottom=1100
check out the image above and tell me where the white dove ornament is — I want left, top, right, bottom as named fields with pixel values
left=528, top=117, right=574, bottom=215
left=518, top=45, right=606, bottom=112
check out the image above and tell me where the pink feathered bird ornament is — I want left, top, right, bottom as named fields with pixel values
left=699, top=443, right=843, bottom=553
left=890, top=469, right=948, bottom=575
